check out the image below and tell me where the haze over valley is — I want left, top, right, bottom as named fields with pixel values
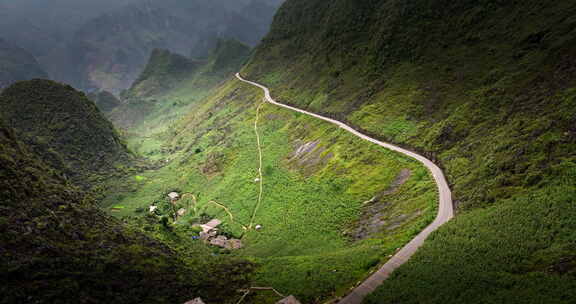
left=1, top=1, right=575, bottom=304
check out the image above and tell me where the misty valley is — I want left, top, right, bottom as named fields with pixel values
left=1, top=1, right=575, bottom=304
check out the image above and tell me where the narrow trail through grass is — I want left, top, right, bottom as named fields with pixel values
left=248, top=100, right=266, bottom=230
left=207, top=200, right=249, bottom=231
left=236, top=73, right=453, bottom=303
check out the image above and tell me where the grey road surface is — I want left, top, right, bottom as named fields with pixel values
left=236, top=73, right=454, bottom=304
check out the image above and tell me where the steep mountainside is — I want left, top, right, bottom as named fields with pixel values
left=68, top=2, right=195, bottom=93
left=208, top=39, right=252, bottom=75
left=0, top=0, right=137, bottom=85
left=67, top=0, right=278, bottom=93
left=129, top=49, right=202, bottom=99
left=0, top=38, right=48, bottom=89
left=0, top=0, right=281, bottom=93
left=87, top=90, right=123, bottom=113
left=0, top=80, right=130, bottom=189
left=103, top=75, right=438, bottom=304
left=110, top=39, right=250, bottom=134
left=0, top=117, right=251, bottom=304
left=241, top=0, right=576, bottom=302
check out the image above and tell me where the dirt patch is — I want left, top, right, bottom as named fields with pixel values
left=347, top=169, right=412, bottom=241
left=199, top=152, right=225, bottom=177
left=380, top=169, right=411, bottom=196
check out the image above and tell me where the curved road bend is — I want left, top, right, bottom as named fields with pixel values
left=235, top=73, right=454, bottom=304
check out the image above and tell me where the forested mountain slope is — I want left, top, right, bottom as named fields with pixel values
left=0, top=116, right=252, bottom=304
left=110, top=38, right=250, bottom=136
left=241, top=0, right=576, bottom=302
left=0, top=80, right=130, bottom=189
left=98, top=19, right=441, bottom=302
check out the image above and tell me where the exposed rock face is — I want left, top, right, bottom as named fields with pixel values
left=288, top=139, right=334, bottom=174
left=0, top=38, right=48, bottom=89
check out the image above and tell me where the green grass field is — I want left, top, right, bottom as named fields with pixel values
left=102, top=78, right=437, bottom=303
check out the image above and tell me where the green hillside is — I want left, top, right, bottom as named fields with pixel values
left=238, top=0, right=576, bottom=302
left=0, top=79, right=130, bottom=189
left=103, top=76, right=439, bottom=303
left=109, top=39, right=251, bottom=157
left=10, top=0, right=572, bottom=303
left=0, top=117, right=251, bottom=304
left=129, top=49, right=202, bottom=99
left=100, top=30, right=443, bottom=302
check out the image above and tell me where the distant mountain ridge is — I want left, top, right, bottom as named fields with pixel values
left=0, top=0, right=284, bottom=93
left=0, top=38, right=48, bottom=89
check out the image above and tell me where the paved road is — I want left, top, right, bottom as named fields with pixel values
left=236, top=73, right=454, bottom=304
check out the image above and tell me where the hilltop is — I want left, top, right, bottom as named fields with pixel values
left=0, top=79, right=130, bottom=189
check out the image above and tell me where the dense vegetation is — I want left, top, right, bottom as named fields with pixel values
left=0, top=117, right=252, bottom=304
left=110, top=38, right=250, bottom=135
left=3, top=1, right=574, bottom=303
left=0, top=38, right=47, bottom=89
left=0, top=80, right=130, bottom=189
left=129, top=49, right=202, bottom=98
left=240, top=0, right=576, bottom=302
left=100, top=27, right=443, bottom=301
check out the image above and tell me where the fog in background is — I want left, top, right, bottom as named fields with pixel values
left=0, top=0, right=284, bottom=93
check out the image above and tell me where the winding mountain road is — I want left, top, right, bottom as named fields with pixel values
left=236, top=73, right=454, bottom=304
